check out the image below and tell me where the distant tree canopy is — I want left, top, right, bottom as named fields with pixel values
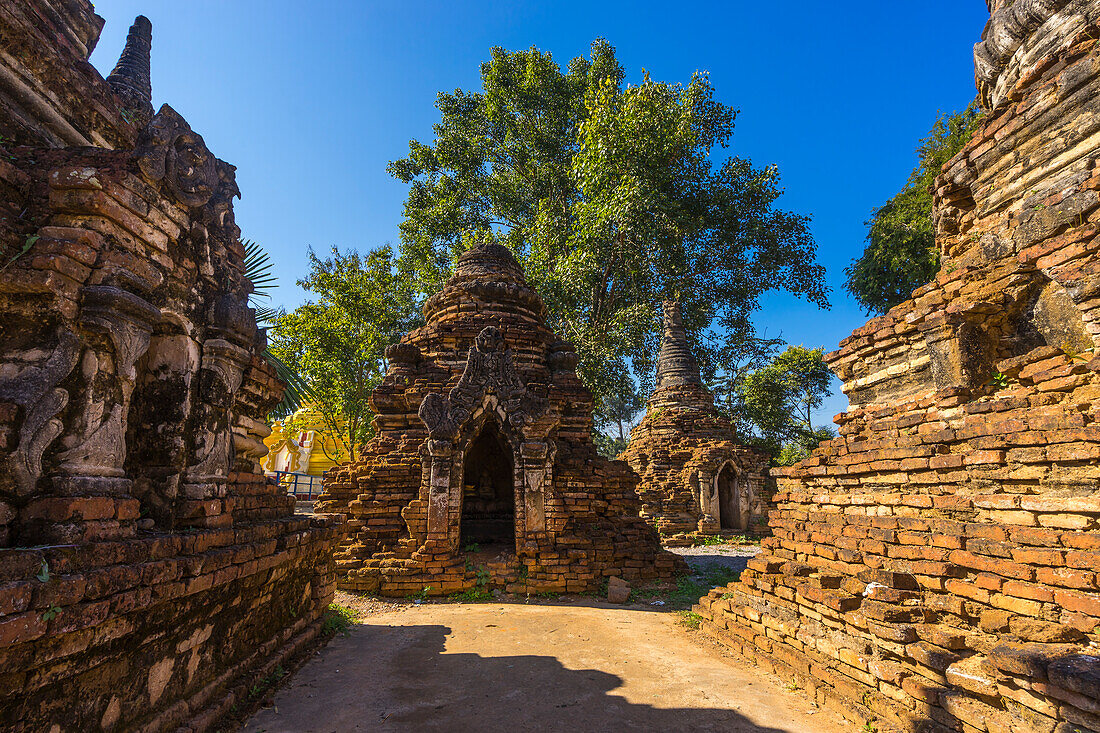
left=390, top=39, right=829, bottom=426
left=727, top=345, right=835, bottom=465
left=844, top=102, right=984, bottom=315
left=268, top=246, right=421, bottom=462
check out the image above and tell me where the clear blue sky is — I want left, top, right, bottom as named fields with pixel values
left=90, top=0, right=990, bottom=424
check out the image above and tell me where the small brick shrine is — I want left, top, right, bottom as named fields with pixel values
left=320, top=242, right=685, bottom=596
left=620, top=300, right=769, bottom=536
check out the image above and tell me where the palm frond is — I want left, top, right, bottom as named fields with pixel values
left=264, top=348, right=316, bottom=420
left=253, top=305, right=282, bottom=328
left=243, top=239, right=277, bottom=303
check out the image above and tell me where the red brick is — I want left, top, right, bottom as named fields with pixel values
left=1054, top=589, right=1100, bottom=617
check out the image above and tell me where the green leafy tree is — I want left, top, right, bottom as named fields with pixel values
left=390, top=40, right=829, bottom=424
left=593, top=432, right=630, bottom=460
left=598, top=367, right=646, bottom=453
left=268, top=246, right=421, bottom=463
left=845, top=102, right=984, bottom=314
left=738, top=345, right=834, bottom=461
left=708, top=332, right=785, bottom=438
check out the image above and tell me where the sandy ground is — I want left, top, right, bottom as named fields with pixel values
left=243, top=545, right=844, bottom=733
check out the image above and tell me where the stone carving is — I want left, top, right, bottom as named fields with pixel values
left=54, top=286, right=160, bottom=479
left=0, top=331, right=80, bottom=496
left=136, top=105, right=219, bottom=208
left=185, top=338, right=249, bottom=484
left=419, top=326, right=551, bottom=440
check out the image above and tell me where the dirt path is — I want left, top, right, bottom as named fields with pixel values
left=243, top=599, right=844, bottom=733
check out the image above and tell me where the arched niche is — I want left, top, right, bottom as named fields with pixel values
left=457, top=417, right=516, bottom=550
left=124, top=320, right=200, bottom=529
left=714, top=461, right=744, bottom=530
left=417, top=326, right=559, bottom=552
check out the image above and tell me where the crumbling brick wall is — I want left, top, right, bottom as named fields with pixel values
left=696, top=2, right=1100, bottom=732
left=621, top=300, right=771, bottom=537
left=320, top=242, right=686, bottom=596
left=0, top=4, right=339, bottom=730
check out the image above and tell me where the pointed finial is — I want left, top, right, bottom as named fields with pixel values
left=107, top=15, right=153, bottom=126
left=655, top=299, right=703, bottom=389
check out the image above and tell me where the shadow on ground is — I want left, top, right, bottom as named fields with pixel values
left=244, top=602, right=841, bottom=733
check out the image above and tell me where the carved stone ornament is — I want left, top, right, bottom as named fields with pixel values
left=418, top=326, right=552, bottom=441
left=54, top=286, right=160, bottom=479
left=186, top=338, right=251, bottom=483
left=136, top=104, right=219, bottom=208
left=0, top=331, right=81, bottom=496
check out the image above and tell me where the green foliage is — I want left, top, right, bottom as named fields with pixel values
left=709, top=332, right=784, bottom=438
left=592, top=431, right=629, bottom=459
left=633, top=566, right=741, bottom=609
left=41, top=605, right=62, bottom=622
left=268, top=245, right=422, bottom=462
left=390, top=39, right=828, bottom=423
left=598, top=379, right=645, bottom=443
left=35, top=560, right=49, bottom=583
left=987, top=371, right=1010, bottom=390
left=247, top=664, right=288, bottom=700
left=243, top=239, right=277, bottom=300
left=240, top=239, right=316, bottom=419
left=845, top=102, right=984, bottom=314
left=410, top=585, right=434, bottom=602
left=0, top=234, right=39, bottom=273
left=450, top=564, right=493, bottom=602
left=735, top=345, right=835, bottom=460
left=321, top=603, right=357, bottom=636
left=263, top=349, right=317, bottom=421
left=774, top=427, right=836, bottom=466
left=675, top=610, right=703, bottom=629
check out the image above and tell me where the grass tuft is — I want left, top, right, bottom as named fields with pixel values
left=676, top=610, right=703, bottom=629
left=321, top=603, right=357, bottom=636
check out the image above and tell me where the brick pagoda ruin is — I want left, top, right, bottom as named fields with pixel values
left=320, top=241, right=685, bottom=596
left=620, top=300, right=769, bottom=537
left=0, top=4, right=339, bottom=730
left=697, top=1, right=1100, bottom=731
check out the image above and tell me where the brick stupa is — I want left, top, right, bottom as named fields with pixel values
left=621, top=300, right=770, bottom=536
left=319, top=242, right=686, bottom=596
left=695, top=2, right=1100, bottom=730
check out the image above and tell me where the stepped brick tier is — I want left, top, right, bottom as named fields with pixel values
left=620, top=300, right=770, bottom=536
left=319, top=242, right=686, bottom=596
left=696, top=2, right=1100, bottom=732
left=0, top=4, right=340, bottom=731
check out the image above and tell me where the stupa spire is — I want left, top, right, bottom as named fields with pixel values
left=655, top=299, right=702, bottom=389
left=106, top=15, right=153, bottom=126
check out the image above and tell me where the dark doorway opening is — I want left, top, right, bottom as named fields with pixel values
left=717, top=464, right=741, bottom=530
left=460, top=422, right=515, bottom=550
